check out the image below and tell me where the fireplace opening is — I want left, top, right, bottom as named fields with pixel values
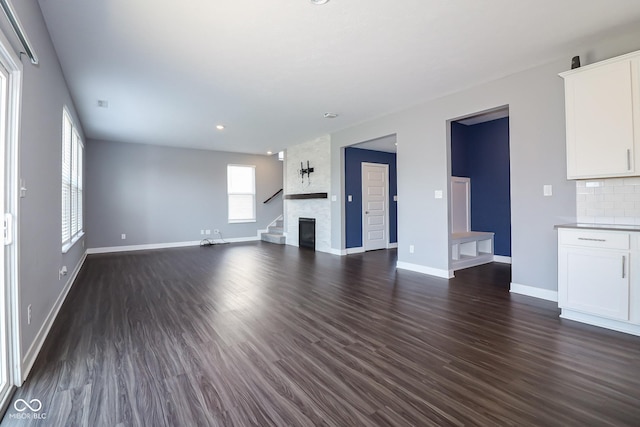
left=299, top=218, right=316, bottom=250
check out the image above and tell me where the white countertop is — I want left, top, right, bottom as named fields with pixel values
left=555, top=223, right=640, bottom=232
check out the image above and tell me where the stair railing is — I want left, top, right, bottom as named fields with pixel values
left=263, top=188, right=283, bottom=204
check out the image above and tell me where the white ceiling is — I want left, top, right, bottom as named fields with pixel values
left=37, top=0, right=640, bottom=155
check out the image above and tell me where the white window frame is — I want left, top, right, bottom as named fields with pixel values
left=62, top=108, right=84, bottom=252
left=227, top=164, right=256, bottom=223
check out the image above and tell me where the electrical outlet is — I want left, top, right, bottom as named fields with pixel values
left=213, top=229, right=220, bottom=234
left=121, top=233, right=126, bottom=240
left=200, top=230, right=205, bottom=235
left=27, top=304, right=32, bottom=325
left=205, top=230, right=211, bottom=235
left=59, top=266, right=68, bottom=280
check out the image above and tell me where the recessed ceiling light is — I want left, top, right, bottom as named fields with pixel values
left=216, top=124, right=225, bottom=130
left=267, top=151, right=273, bottom=155
left=310, top=0, right=329, bottom=4
left=323, top=112, right=338, bottom=119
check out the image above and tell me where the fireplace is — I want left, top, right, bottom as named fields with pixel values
left=298, top=218, right=316, bottom=250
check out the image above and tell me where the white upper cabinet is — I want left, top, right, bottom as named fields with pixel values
left=560, top=51, right=640, bottom=179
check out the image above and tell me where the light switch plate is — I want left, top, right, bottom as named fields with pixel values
left=543, top=185, right=552, bottom=196
left=348, top=195, right=353, bottom=202
left=331, top=195, right=337, bottom=202
left=393, top=195, right=398, bottom=202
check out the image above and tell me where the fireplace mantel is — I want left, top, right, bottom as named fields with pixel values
left=284, top=192, right=328, bottom=200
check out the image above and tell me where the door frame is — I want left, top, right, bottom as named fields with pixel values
left=447, top=105, right=512, bottom=271
left=361, top=162, right=389, bottom=251
left=0, top=26, right=23, bottom=410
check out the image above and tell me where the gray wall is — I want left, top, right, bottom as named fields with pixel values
left=86, top=139, right=283, bottom=248
left=330, top=26, right=640, bottom=292
left=0, top=0, right=86, bottom=364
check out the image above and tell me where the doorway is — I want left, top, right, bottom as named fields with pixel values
left=0, top=29, right=22, bottom=411
left=449, top=107, right=512, bottom=269
left=362, top=162, right=388, bottom=251
left=343, top=135, right=398, bottom=253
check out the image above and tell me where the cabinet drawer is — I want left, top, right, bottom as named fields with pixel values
left=559, top=229, right=629, bottom=249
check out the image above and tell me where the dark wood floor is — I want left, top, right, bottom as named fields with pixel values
left=2, top=242, right=640, bottom=426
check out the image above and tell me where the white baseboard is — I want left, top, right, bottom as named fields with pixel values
left=387, top=242, right=398, bottom=249
left=346, top=247, right=365, bottom=255
left=21, top=252, right=87, bottom=383
left=493, top=255, right=512, bottom=264
left=87, top=236, right=260, bottom=254
left=560, top=309, right=640, bottom=336
left=510, top=282, right=558, bottom=302
left=396, top=261, right=453, bottom=279
left=328, top=248, right=347, bottom=256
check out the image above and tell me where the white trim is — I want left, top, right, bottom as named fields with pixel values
left=560, top=309, right=640, bottom=336
left=396, top=261, right=453, bottom=279
left=451, top=253, right=494, bottom=271
left=20, top=252, right=87, bottom=382
left=0, top=25, right=23, bottom=397
left=510, top=282, right=558, bottom=302
left=387, top=242, right=398, bottom=249
left=346, top=247, right=365, bottom=254
left=328, top=248, right=347, bottom=256
left=87, top=237, right=261, bottom=254
left=493, top=255, right=512, bottom=264
left=223, top=236, right=260, bottom=243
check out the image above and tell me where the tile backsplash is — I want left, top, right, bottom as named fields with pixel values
left=577, top=177, right=640, bottom=225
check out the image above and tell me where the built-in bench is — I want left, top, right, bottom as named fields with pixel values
left=451, top=231, right=494, bottom=271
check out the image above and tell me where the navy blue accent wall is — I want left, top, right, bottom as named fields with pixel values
left=450, top=122, right=469, bottom=177
left=345, top=148, right=398, bottom=249
left=450, top=118, right=511, bottom=256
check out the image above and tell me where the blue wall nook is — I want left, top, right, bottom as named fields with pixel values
left=451, top=117, right=511, bottom=257
left=345, top=147, right=398, bottom=249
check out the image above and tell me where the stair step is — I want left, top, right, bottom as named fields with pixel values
left=268, top=226, right=284, bottom=234
left=276, top=220, right=284, bottom=228
left=261, top=233, right=286, bottom=245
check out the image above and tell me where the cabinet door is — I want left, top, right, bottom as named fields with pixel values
left=565, top=59, right=635, bottom=179
left=559, top=247, right=630, bottom=321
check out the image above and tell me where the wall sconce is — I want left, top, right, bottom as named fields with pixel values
left=299, top=160, right=314, bottom=183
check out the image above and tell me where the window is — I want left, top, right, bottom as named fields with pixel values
left=227, top=165, right=256, bottom=223
left=62, top=109, right=84, bottom=251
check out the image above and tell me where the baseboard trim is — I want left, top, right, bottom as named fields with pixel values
left=346, top=247, right=365, bottom=255
left=493, top=255, right=512, bottom=264
left=21, top=251, right=87, bottom=383
left=387, top=242, right=398, bottom=249
left=510, top=282, right=558, bottom=302
left=560, top=309, right=640, bottom=336
left=87, top=237, right=260, bottom=254
left=396, top=261, right=453, bottom=279
left=328, top=248, right=346, bottom=256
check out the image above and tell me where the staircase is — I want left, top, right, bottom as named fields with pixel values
left=261, top=217, right=285, bottom=245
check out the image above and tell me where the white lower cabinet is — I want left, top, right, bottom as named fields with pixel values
left=557, top=227, right=640, bottom=335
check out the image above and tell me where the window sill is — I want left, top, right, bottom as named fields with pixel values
left=228, top=219, right=257, bottom=224
left=62, top=231, right=85, bottom=254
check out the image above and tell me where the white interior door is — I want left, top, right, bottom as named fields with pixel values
left=362, top=163, right=388, bottom=251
